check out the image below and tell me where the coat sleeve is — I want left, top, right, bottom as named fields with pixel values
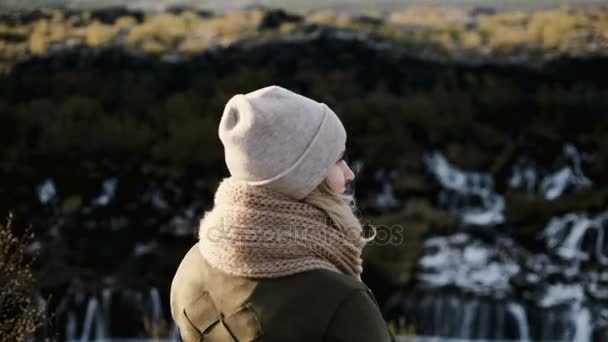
left=169, top=245, right=206, bottom=342
left=323, top=288, right=395, bottom=342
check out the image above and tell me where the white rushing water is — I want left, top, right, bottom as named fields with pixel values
left=93, top=177, right=119, bottom=207
left=425, top=144, right=594, bottom=227
left=37, top=178, right=57, bottom=204
left=406, top=144, right=606, bottom=341
left=510, top=144, right=592, bottom=200
left=424, top=151, right=505, bottom=226
left=373, top=168, right=401, bottom=209
left=59, top=286, right=176, bottom=341
left=506, top=302, right=530, bottom=341
left=418, top=233, right=520, bottom=297
left=540, top=210, right=608, bottom=264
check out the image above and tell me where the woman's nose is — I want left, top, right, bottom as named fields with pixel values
left=344, top=163, right=355, bottom=182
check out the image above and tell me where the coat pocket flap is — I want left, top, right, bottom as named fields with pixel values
left=183, top=290, right=221, bottom=335
left=224, top=303, right=264, bottom=341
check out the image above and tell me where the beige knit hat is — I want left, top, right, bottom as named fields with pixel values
left=218, top=85, right=346, bottom=200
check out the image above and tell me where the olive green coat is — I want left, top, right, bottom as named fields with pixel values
left=170, top=243, right=395, bottom=342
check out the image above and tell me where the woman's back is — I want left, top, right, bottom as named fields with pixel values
left=170, top=85, right=395, bottom=341
left=171, top=243, right=393, bottom=342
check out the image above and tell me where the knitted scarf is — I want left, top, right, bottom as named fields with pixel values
left=197, top=177, right=366, bottom=281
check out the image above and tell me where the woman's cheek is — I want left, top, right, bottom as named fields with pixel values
left=328, top=165, right=342, bottom=192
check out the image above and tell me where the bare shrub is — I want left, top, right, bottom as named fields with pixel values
left=0, top=213, right=45, bottom=341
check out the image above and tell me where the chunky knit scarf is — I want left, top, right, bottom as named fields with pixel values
left=197, top=177, right=366, bottom=281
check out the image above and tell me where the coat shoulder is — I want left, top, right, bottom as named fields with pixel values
left=170, top=242, right=385, bottom=342
left=170, top=243, right=207, bottom=310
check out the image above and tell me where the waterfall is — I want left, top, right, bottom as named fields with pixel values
left=495, top=304, right=505, bottom=340
left=386, top=144, right=606, bottom=340
left=101, top=288, right=112, bottom=337
left=79, top=298, right=106, bottom=341
left=475, top=300, right=490, bottom=339
left=541, top=211, right=608, bottom=263
left=510, top=144, right=592, bottom=200
left=506, top=302, right=530, bottom=341
left=53, top=286, right=175, bottom=341
left=460, top=300, right=478, bottom=339
left=66, top=311, right=77, bottom=341
left=572, top=305, right=592, bottom=342
left=373, top=168, right=401, bottom=209
left=170, top=322, right=180, bottom=340
left=37, top=178, right=57, bottom=204
left=424, top=151, right=505, bottom=225
left=92, top=177, right=119, bottom=207
left=149, top=287, right=162, bottom=322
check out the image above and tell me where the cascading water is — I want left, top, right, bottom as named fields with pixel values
left=386, top=144, right=608, bottom=341
left=424, top=151, right=505, bottom=226
left=29, top=143, right=607, bottom=341
left=28, top=172, right=215, bottom=341
left=49, top=284, right=177, bottom=341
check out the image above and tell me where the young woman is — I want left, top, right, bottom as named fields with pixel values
left=170, top=85, right=395, bottom=341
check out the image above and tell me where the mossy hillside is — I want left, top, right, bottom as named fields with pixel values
left=3, top=61, right=607, bottom=182
left=2, top=42, right=607, bottom=230
left=1, top=6, right=608, bottom=73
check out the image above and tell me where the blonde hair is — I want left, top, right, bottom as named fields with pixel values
left=302, top=179, right=376, bottom=244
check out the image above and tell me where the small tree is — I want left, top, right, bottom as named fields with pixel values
left=0, top=213, right=45, bottom=341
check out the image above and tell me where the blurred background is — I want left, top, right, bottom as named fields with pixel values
left=1, top=0, right=607, bottom=341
